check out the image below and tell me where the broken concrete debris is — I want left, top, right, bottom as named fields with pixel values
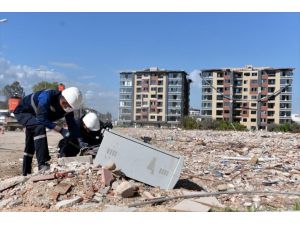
left=1, top=128, right=300, bottom=211
left=103, top=161, right=116, bottom=171
left=115, top=181, right=138, bottom=198
left=58, top=155, right=93, bottom=166
left=171, top=199, right=211, bottom=212
left=55, top=196, right=83, bottom=209
left=0, top=176, right=28, bottom=192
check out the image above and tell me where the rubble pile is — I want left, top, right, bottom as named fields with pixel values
left=0, top=128, right=300, bottom=211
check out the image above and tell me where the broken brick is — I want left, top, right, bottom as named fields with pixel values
left=54, top=183, right=72, bottom=195
left=30, top=174, right=56, bottom=182
left=102, top=168, right=114, bottom=186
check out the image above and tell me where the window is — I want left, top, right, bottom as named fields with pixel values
left=158, top=88, right=163, bottom=93
left=251, top=118, right=256, bottom=122
left=243, top=96, right=248, bottom=99
left=252, top=73, right=258, bottom=76
left=150, top=115, right=155, bottom=119
left=243, top=88, right=248, bottom=92
left=158, top=80, right=163, bottom=85
left=217, top=80, right=223, bottom=85
left=243, top=80, right=247, bottom=84
left=268, top=79, right=276, bottom=85
left=244, top=73, right=250, bottom=76
left=251, top=103, right=257, bottom=107
left=251, top=111, right=256, bottom=115
left=243, top=118, right=247, bottom=122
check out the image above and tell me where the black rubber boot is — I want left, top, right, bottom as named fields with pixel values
left=22, top=155, right=33, bottom=176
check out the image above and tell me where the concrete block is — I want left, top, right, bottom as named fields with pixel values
left=115, top=181, right=138, bottom=198
left=55, top=196, right=83, bottom=209
left=58, top=156, right=93, bottom=166
left=94, top=130, right=184, bottom=189
left=171, top=199, right=211, bottom=212
left=0, top=176, right=28, bottom=192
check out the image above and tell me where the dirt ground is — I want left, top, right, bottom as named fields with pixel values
left=0, top=131, right=61, bottom=178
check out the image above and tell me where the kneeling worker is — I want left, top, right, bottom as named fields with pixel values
left=14, top=87, right=83, bottom=176
left=58, top=112, right=113, bottom=157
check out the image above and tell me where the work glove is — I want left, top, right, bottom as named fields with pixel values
left=60, top=128, right=70, bottom=138
left=103, top=121, right=113, bottom=129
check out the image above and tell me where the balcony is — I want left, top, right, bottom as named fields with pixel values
left=223, top=113, right=230, bottom=118
left=223, top=106, right=231, bottom=111
left=260, top=114, right=268, bottom=119
left=224, top=83, right=231, bottom=88
left=261, top=106, right=268, bottom=111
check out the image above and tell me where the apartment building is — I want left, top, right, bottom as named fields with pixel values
left=201, top=65, right=294, bottom=130
left=119, top=67, right=191, bottom=126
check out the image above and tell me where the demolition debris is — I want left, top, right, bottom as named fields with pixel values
left=1, top=128, right=300, bottom=211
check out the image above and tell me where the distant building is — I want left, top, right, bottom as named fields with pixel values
left=189, top=108, right=201, bottom=119
left=119, top=67, right=191, bottom=126
left=201, top=65, right=294, bottom=130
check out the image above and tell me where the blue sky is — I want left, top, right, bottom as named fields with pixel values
left=0, top=13, right=299, bottom=118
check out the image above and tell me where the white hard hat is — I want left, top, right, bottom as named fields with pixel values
left=61, top=87, right=83, bottom=110
left=82, top=112, right=100, bottom=131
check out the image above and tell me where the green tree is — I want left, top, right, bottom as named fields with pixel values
left=32, top=81, right=59, bottom=92
left=2, top=81, right=25, bottom=99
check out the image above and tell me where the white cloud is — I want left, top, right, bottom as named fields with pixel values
left=0, top=57, right=119, bottom=119
left=189, top=69, right=202, bottom=89
left=49, top=61, right=81, bottom=70
left=0, top=57, right=66, bottom=95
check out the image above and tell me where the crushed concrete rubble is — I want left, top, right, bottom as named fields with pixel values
left=1, top=128, right=300, bottom=211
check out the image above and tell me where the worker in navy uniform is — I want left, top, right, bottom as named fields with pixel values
left=14, top=87, right=83, bottom=176
left=58, top=112, right=113, bottom=157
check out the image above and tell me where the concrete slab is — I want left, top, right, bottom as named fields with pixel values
left=171, top=199, right=211, bottom=212
left=0, top=176, right=27, bottom=192
left=58, top=156, right=93, bottom=166
left=55, top=196, right=83, bottom=209
left=94, top=130, right=184, bottom=189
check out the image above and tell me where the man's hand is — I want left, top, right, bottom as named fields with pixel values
left=60, top=128, right=70, bottom=138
